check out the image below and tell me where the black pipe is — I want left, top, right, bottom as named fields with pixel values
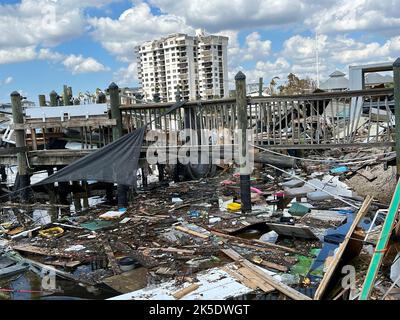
left=240, top=174, right=251, bottom=212
left=117, top=185, right=129, bottom=209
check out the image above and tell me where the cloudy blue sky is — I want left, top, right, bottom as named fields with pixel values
left=0, top=0, right=399, bottom=103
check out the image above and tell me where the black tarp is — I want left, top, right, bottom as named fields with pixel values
left=36, top=126, right=146, bottom=187
left=34, top=101, right=186, bottom=188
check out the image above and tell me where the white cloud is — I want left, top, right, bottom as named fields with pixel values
left=242, top=32, right=272, bottom=61
left=62, top=54, right=110, bottom=74
left=114, top=62, right=138, bottom=85
left=0, top=46, right=37, bottom=64
left=306, top=0, right=400, bottom=34
left=0, top=76, right=13, bottom=86
left=89, top=2, right=193, bottom=61
left=0, top=1, right=84, bottom=48
left=0, top=0, right=117, bottom=50
left=149, top=0, right=322, bottom=31
left=4, top=76, right=13, bottom=85
left=38, top=48, right=65, bottom=62
left=0, top=46, right=109, bottom=75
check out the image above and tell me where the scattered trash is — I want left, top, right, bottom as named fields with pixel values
left=172, top=197, right=184, bottom=205
left=259, top=231, right=279, bottom=244
left=99, top=211, right=125, bottom=220
left=65, top=245, right=86, bottom=252
left=288, top=203, right=311, bottom=216
left=39, top=227, right=64, bottom=238
left=227, top=202, right=241, bottom=212
left=330, top=166, right=349, bottom=174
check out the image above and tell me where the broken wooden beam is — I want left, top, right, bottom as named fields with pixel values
left=102, top=239, right=122, bottom=275
left=314, top=195, right=372, bottom=300
left=172, top=283, right=200, bottom=299
left=210, top=230, right=301, bottom=254
left=222, top=248, right=312, bottom=300
left=175, top=225, right=209, bottom=239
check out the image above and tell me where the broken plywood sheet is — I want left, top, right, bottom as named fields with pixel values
left=284, top=185, right=315, bottom=197
left=103, top=267, right=149, bottom=293
left=265, top=223, right=318, bottom=240
left=308, top=175, right=353, bottom=198
left=108, top=264, right=254, bottom=300
left=281, top=180, right=305, bottom=188
left=303, top=210, right=348, bottom=225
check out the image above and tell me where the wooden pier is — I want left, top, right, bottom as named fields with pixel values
left=0, top=63, right=399, bottom=207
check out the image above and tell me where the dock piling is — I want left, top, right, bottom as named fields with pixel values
left=11, top=91, right=30, bottom=202
left=235, top=72, right=251, bottom=213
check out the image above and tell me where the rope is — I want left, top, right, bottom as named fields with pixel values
left=251, top=144, right=394, bottom=165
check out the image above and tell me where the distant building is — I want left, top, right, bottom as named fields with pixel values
left=320, top=67, right=394, bottom=92
left=320, top=71, right=349, bottom=92
left=22, top=100, right=35, bottom=107
left=120, top=87, right=143, bottom=105
left=136, top=31, right=229, bottom=102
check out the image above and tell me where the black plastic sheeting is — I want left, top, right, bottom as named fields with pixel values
left=36, top=126, right=146, bottom=187
left=34, top=101, right=186, bottom=188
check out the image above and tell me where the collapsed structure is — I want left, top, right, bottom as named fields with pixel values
left=0, top=59, right=399, bottom=300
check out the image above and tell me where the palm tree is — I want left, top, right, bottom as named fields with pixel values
left=268, top=76, right=280, bottom=96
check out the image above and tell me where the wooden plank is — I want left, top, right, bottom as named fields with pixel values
left=211, top=230, right=300, bottom=254
left=101, top=239, right=122, bottom=275
left=255, top=259, right=288, bottom=273
left=0, top=147, right=28, bottom=155
left=314, top=196, right=372, bottom=300
left=359, top=181, right=400, bottom=300
left=172, top=283, right=200, bottom=299
left=15, top=118, right=116, bottom=129
left=265, top=223, right=318, bottom=240
left=103, top=267, right=148, bottom=293
left=222, top=248, right=312, bottom=300
left=12, top=244, right=78, bottom=259
left=175, top=225, right=209, bottom=239
left=221, top=266, right=258, bottom=290
left=160, top=247, right=194, bottom=254
left=45, top=260, right=82, bottom=268
left=236, top=267, right=275, bottom=293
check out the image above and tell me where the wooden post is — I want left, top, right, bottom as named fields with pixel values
left=235, top=71, right=251, bottom=213
left=11, top=91, right=30, bottom=202
left=47, top=90, right=58, bottom=218
left=49, top=91, right=58, bottom=107
left=31, top=94, right=46, bottom=150
left=63, top=85, right=71, bottom=106
left=109, top=82, right=123, bottom=140
left=82, top=181, right=89, bottom=209
left=258, top=77, right=263, bottom=97
left=38, top=95, right=46, bottom=106
left=109, top=82, right=126, bottom=208
left=394, top=58, right=400, bottom=178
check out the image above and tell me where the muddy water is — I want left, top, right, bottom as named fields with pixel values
left=0, top=194, right=121, bottom=300
left=0, top=270, right=119, bottom=300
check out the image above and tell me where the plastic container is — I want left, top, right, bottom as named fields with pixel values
left=227, top=202, right=241, bottom=212
left=259, top=231, right=279, bottom=244
left=118, top=257, right=139, bottom=272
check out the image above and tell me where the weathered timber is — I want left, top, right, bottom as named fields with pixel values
left=222, top=248, right=311, bottom=300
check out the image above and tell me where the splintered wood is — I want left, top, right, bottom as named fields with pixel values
left=222, top=248, right=312, bottom=300
left=172, top=283, right=200, bottom=299
left=314, top=196, right=373, bottom=300
left=175, top=225, right=209, bottom=239
left=101, top=239, right=122, bottom=275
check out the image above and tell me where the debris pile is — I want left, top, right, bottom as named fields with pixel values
left=0, top=146, right=399, bottom=300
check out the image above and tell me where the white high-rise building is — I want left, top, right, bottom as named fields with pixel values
left=136, top=32, right=229, bottom=102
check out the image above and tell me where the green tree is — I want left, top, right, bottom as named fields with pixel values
left=278, top=73, right=316, bottom=95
